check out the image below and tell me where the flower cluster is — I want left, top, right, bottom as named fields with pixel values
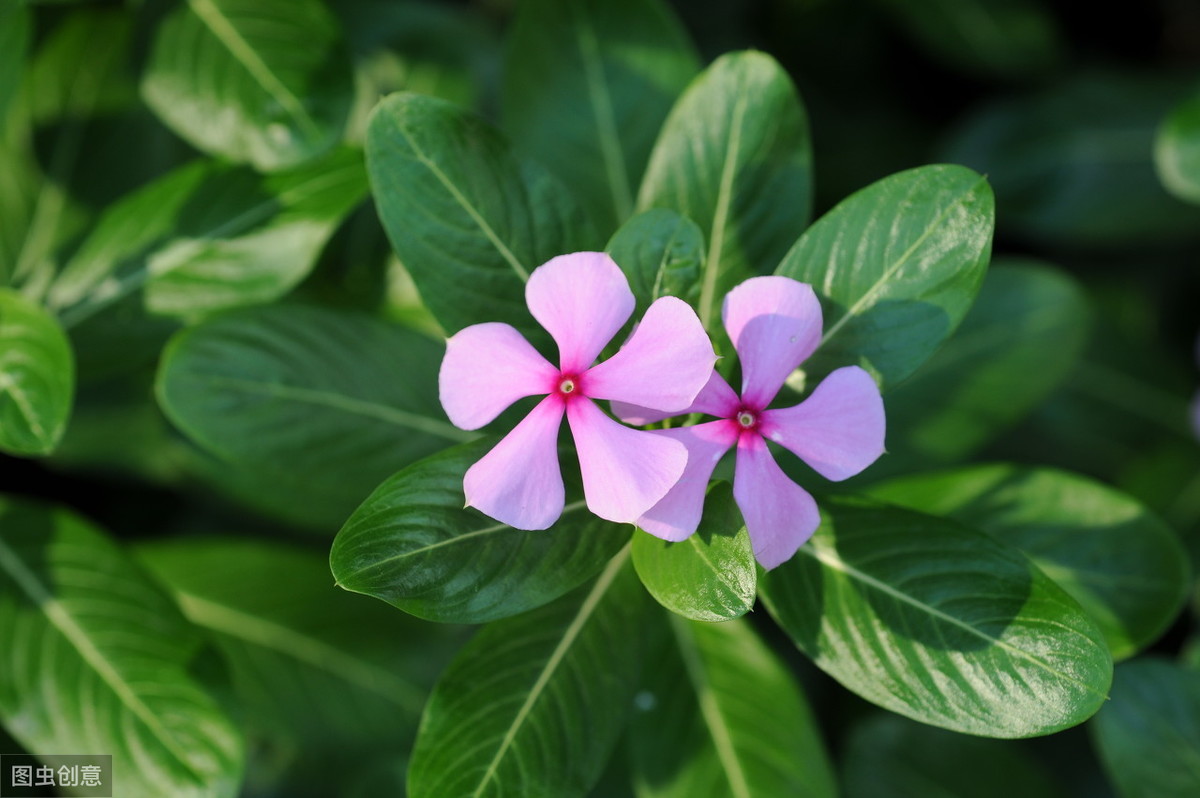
left=439, top=253, right=885, bottom=569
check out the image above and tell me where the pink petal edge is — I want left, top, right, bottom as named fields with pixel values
left=637, top=421, right=738, bottom=541
left=611, top=370, right=740, bottom=426
left=733, top=434, right=821, bottom=570
left=439, top=323, right=559, bottom=430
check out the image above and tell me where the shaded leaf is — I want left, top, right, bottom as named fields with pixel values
left=0, top=0, right=30, bottom=127
left=1156, top=92, right=1200, bottom=205
left=605, top=208, right=704, bottom=319
left=0, top=289, right=74, bottom=456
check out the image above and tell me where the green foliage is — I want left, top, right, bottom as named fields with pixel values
left=1156, top=92, right=1200, bottom=205
left=606, top=208, right=704, bottom=319
left=0, top=289, right=73, bottom=456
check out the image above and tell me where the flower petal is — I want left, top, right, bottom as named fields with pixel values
left=722, top=276, right=823, bottom=408
left=567, top=397, right=687, bottom=524
left=637, top=421, right=738, bottom=541
left=611, top=370, right=740, bottom=425
left=439, top=322, right=559, bottom=430
left=585, top=296, right=717, bottom=412
left=760, top=366, right=885, bottom=481
left=463, top=395, right=565, bottom=529
left=733, top=434, right=820, bottom=570
left=526, top=252, right=635, bottom=373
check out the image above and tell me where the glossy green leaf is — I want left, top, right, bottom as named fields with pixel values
left=0, top=497, right=244, bottom=797
left=869, top=465, right=1191, bottom=661
left=631, top=616, right=836, bottom=798
left=0, top=289, right=74, bottom=456
left=759, top=496, right=1112, bottom=738
left=142, top=0, right=354, bottom=171
left=366, top=92, right=597, bottom=339
left=638, top=50, right=812, bottom=330
left=408, top=548, right=648, bottom=798
left=1156, top=92, right=1200, bottom=205
left=842, top=713, right=1060, bottom=798
left=631, top=483, right=755, bottom=622
left=880, top=261, right=1089, bottom=467
left=331, top=440, right=632, bottom=623
left=157, top=304, right=464, bottom=525
left=1091, top=658, right=1200, bottom=798
left=776, top=164, right=994, bottom=389
left=504, top=0, right=699, bottom=231
left=605, top=208, right=704, bottom=318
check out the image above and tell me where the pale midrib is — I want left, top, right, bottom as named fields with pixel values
left=573, top=9, right=632, bottom=221
left=188, top=0, right=318, bottom=139
left=671, top=614, right=751, bottom=798
left=397, top=124, right=530, bottom=282
left=472, top=543, right=630, bottom=798
left=0, top=370, right=47, bottom=440
left=801, top=542, right=1108, bottom=698
left=819, top=179, right=986, bottom=348
left=191, top=374, right=474, bottom=442
left=174, top=592, right=425, bottom=713
left=685, top=533, right=742, bottom=598
left=699, top=94, right=749, bottom=329
left=0, top=538, right=206, bottom=781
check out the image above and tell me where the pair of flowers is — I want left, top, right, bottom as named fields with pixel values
left=438, top=252, right=885, bottom=569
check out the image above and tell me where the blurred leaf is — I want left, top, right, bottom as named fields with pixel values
left=880, top=260, right=1089, bottom=468
left=157, top=304, right=463, bottom=525
left=631, top=483, right=755, bottom=622
left=331, top=440, right=632, bottom=623
left=842, top=713, right=1060, bottom=798
left=638, top=50, right=812, bottom=331
left=1091, top=658, right=1200, bottom=798
left=631, top=616, right=837, bottom=798
left=0, top=289, right=74, bottom=456
left=0, top=497, right=244, bottom=797
left=142, top=0, right=354, bottom=171
left=1156, top=92, right=1200, bottom=205
left=504, top=0, right=699, bottom=231
left=50, top=147, right=368, bottom=325
left=869, top=465, right=1190, bottom=661
left=366, top=92, right=597, bottom=340
left=408, top=548, right=647, bottom=798
left=0, top=1, right=30, bottom=124
left=605, top=208, right=704, bottom=319
left=760, top=495, right=1112, bottom=738
left=777, top=164, right=994, bottom=389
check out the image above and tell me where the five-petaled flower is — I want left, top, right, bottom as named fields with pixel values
left=615, top=276, right=886, bottom=569
left=439, top=252, right=717, bottom=530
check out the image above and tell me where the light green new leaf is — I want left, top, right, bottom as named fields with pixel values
left=142, top=0, right=354, bottom=171
left=606, top=208, right=704, bottom=319
left=760, top=496, right=1112, bottom=738
left=1091, top=658, right=1200, bottom=798
left=632, top=483, right=755, bottom=622
left=157, top=304, right=464, bottom=525
left=0, top=289, right=74, bottom=456
left=777, top=164, right=994, bottom=389
left=503, top=0, right=699, bottom=231
left=408, top=548, right=648, bottom=798
left=631, top=616, right=837, bottom=798
left=367, top=92, right=597, bottom=340
left=638, top=50, right=812, bottom=331
left=331, top=440, right=631, bottom=623
left=0, top=498, right=244, bottom=798
left=869, top=465, right=1191, bottom=661
left=1156, top=92, right=1200, bottom=205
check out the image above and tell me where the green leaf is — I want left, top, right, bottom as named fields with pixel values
left=605, top=208, right=704, bottom=318
left=776, top=164, right=994, bottom=389
left=503, top=0, right=699, bottom=231
left=0, top=1, right=30, bottom=126
left=869, top=465, right=1191, bottom=661
left=1090, top=658, right=1200, bottom=798
left=142, top=0, right=355, bottom=171
left=331, top=440, right=632, bottom=623
left=638, top=50, right=812, bottom=330
left=842, top=713, right=1060, bottom=798
left=156, top=304, right=465, bottom=525
left=0, top=497, right=244, bottom=797
left=631, top=616, right=837, bottom=798
left=759, top=495, right=1112, bottom=738
left=880, top=260, right=1089, bottom=467
left=366, top=92, right=597, bottom=339
left=631, top=483, right=755, bottom=622
left=1156, top=92, right=1200, bottom=205
left=407, top=547, right=647, bottom=798
left=0, top=289, right=74, bottom=456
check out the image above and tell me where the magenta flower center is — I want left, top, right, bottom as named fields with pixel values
left=556, top=374, right=582, bottom=398
left=735, top=408, right=759, bottom=430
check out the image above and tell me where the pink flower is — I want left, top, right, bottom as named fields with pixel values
left=439, top=252, right=717, bottom=530
left=615, top=276, right=886, bottom=569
